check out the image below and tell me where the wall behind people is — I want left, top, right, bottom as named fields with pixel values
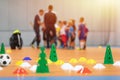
left=0, top=0, right=120, bottom=46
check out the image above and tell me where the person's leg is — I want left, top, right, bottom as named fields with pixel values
left=70, top=41, right=75, bottom=49
left=83, top=41, right=86, bottom=50
left=36, top=31, right=40, bottom=48
left=64, top=35, right=67, bottom=48
left=80, top=40, right=85, bottom=50
left=70, top=42, right=73, bottom=49
left=79, top=40, right=81, bottom=49
left=44, top=40, right=47, bottom=47
left=31, top=37, right=36, bottom=45
left=62, top=35, right=66, bottom=48
left=83, top=38, right=87, bottom=50
left=49, top=34, right=55, bottom=47
left=60, top=39, right=64, bottom=48
left=66, top=36, right=69, bottom=48
left=69, top=38, right=75, bottom=49
left=50, top=39, right=54, bottom=47
left=54, top=36, right=57, bottom=47
left=68, top=37, right=72, bottom=49
left=58, top=36, right=62, bottom=48
left=30, top=29, right=37, bottom=48
left=46, top=30, right=50, bottom=48
left=43, top=30, right=47, bottom=47
left=71, top=35, right=75, bottom=49
left=49, top=28, right=56, bottom=47
left=79, top=37, right=82, bottom=49
left=52, top=27, right=57, bottom=46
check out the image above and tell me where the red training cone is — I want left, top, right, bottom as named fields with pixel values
left=13, top=68, right=27, bottom=75
left=77, top=67, right=91, bottom=74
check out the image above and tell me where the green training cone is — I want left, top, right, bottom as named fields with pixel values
left=104, top=44, right=114, bottom=64
left=36, top=46, right=49, bottom=73
left=49, top=44, right=58, bottom=62
left=0, top=43, right=6, bottom=54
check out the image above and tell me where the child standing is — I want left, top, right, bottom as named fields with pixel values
left=67, top=20, right=76, bottom=49
left=55, top=21, right=62, bottom=48
left=78, top=17, right=89, bottom=50
left=55, top=21, right=61, bottom=37
left=59, top=21, right=67, bottom=48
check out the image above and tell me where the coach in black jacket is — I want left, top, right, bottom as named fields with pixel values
left=44, top=5, right=57, bottom=48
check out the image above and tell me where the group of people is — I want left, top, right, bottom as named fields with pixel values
left=30, top=5, right=89, bottom=50
left=30, top=5, right=57, bottom=49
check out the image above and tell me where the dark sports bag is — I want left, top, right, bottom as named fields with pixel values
left=9, top=30, right=23, bottom=49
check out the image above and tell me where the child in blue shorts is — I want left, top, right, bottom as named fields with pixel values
left=67, top=20, right=76, bottom=49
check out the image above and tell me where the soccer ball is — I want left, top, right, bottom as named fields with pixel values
left=0, top=54, right=11, bottom=67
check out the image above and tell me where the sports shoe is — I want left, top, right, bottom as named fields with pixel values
left=37, top=46, right=40, bottom=49
left=30, top=44, right=35, bottom=48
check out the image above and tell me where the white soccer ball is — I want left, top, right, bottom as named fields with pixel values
left=0, top=54, right=11, bottom=67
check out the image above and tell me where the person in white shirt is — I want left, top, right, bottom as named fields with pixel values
left=58, top=21, right=67, bottom=48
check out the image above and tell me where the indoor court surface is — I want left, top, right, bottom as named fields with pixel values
left=0, top=47, right=120, bottom=80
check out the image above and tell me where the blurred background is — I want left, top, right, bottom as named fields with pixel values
left=0, top=0, right=120, bottom=46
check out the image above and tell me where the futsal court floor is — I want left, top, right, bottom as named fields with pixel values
left=0, top=47, right=120, bottom=80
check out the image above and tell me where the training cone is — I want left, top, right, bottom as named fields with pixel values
left=79, top=57, right=87, bottom=63
left=0, top=43, right=6, bottom=54
left=23, top=57, right=32, bottom=61
left=55, top=60, right=64, bottom=65
left=15, top=60, right=23, bottom=66
left=49, top=44, right=58, bottom=62
left=86, top=59, right=96, bottom=65
left=69, top=58, right=78, bottom=63
left=13, top=68, right=27, bottom=75
left=77, top=67, right=91, bottom=74
left=36, top=47, right=49, bottom=73
left=47, top=59, right=53, bottom=64
left=104, top=45, right=114, bottom=64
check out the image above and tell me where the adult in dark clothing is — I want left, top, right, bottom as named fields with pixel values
left=44, top=5, right=57, bottom=48
left=30, top=9, right=44, bottom=48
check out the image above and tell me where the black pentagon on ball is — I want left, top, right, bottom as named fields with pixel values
left=0, top=55, right=3, bottom=59
left=3, top=61, right=7, bottom=64
left=7, top=55, right=10, bottom=59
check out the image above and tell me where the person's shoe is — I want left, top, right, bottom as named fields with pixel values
left=59, top=46, right=63, bottom=49
left=68, top=46, right=72, bottom=50
left=79, top=48, right=85, bottom=50
left=30, top=44, right=35, bottom=48
left=37, top=46, right=40, bottom=49
left=71, top=47, right=75, bottom=50
left=59, top=44, right=64, bottom=49
left=83, top=45, right=86, bottom=50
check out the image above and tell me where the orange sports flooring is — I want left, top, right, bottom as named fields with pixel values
left=0, top=47, right=120, bottom=77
